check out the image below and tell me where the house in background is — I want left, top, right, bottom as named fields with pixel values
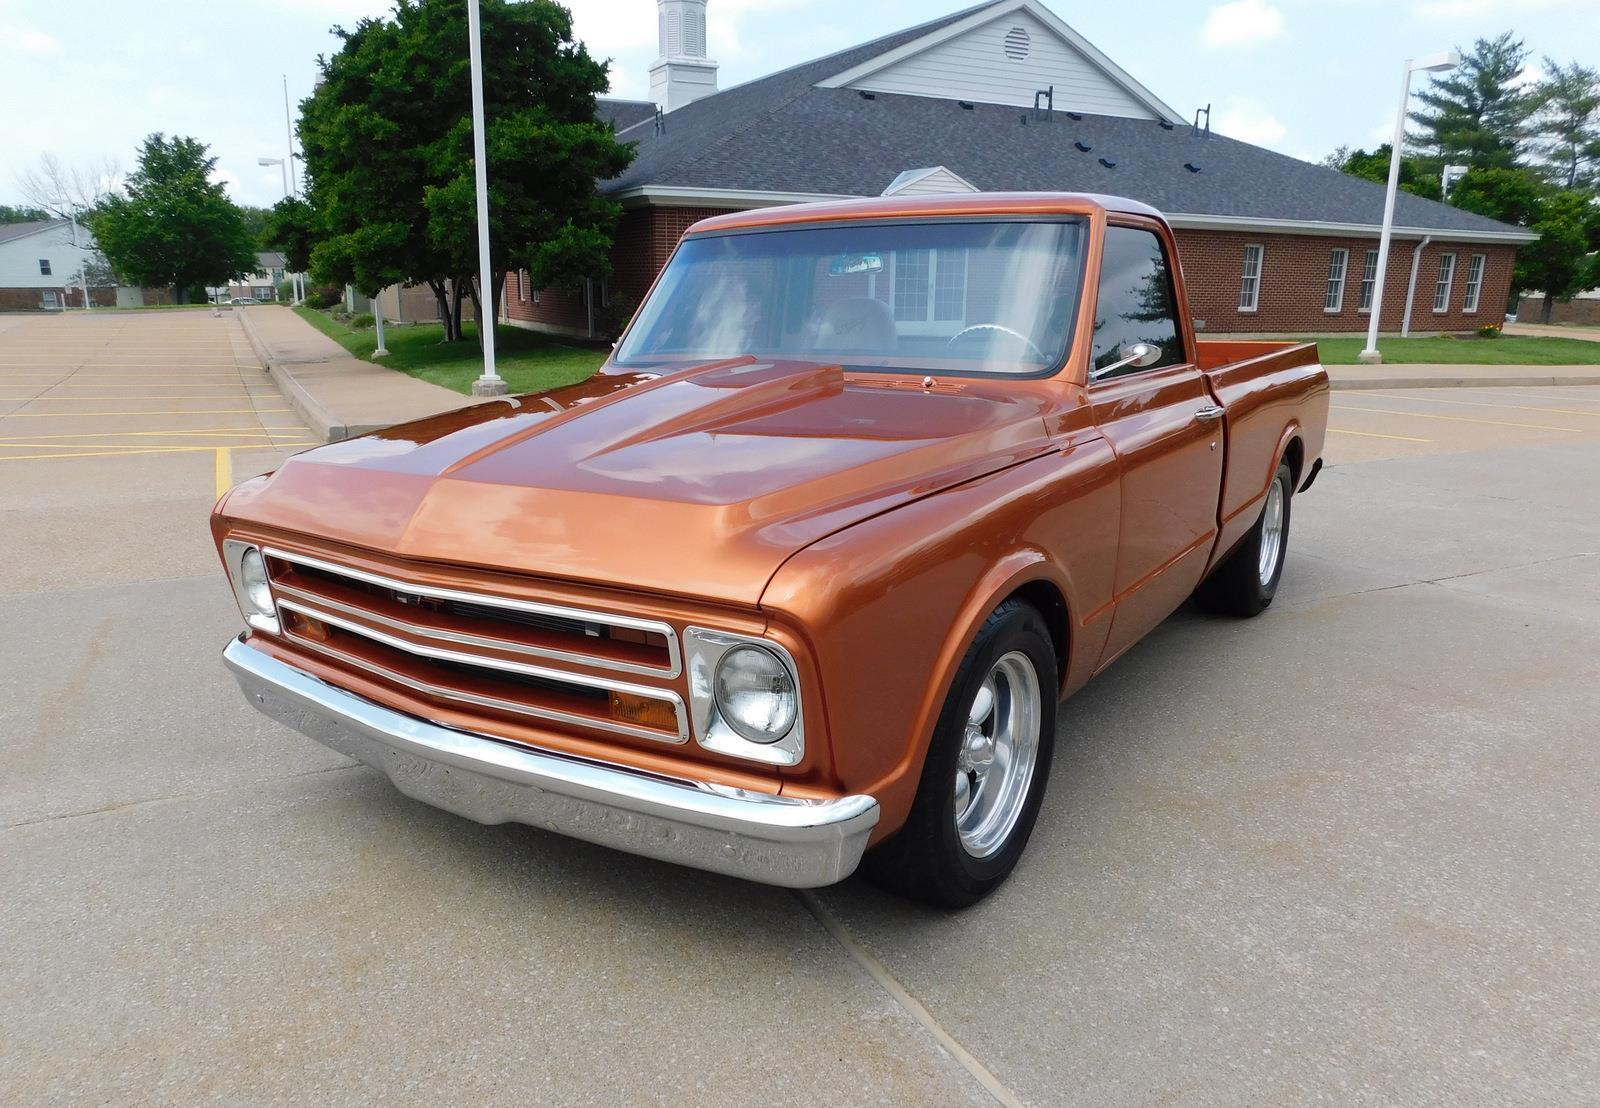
left=509, top=0, right=1535, bottom=339
left=224, top=252, right=288, bottom=301
left=0, top=219, right=118, bottom=309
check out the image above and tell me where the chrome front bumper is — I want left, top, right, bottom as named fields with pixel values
left=223, top=637, right=879, bottom=888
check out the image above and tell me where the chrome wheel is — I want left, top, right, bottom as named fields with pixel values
left=1257, top=476, right=1286, bottom=587
left=954, top=651, right=1042, bottom=858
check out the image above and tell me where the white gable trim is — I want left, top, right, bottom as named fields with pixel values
left=882, top=166, right=980, bottom=196
left=816, top=0, right=1180, bottom=123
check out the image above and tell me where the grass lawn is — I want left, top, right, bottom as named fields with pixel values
left=295, top=306, right=605, bottom=394
left=1280, top=334, right=1600, bottom=366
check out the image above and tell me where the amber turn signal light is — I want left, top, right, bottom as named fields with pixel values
left=609, top=691, right=678, bottom=732
left=284, top=610, right=331, bottom=642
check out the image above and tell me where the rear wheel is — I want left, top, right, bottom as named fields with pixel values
left=1194, top=461, right=1292, bottom=617
left=864, top=599, right=1057, bottom=908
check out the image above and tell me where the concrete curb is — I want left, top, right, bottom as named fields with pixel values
left=1331, top=374, right=1600, bottom=391
left=237, top=308, right=352, bottom=442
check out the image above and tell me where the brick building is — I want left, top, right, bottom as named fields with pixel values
left=509, top=0, right=1533, bottom=340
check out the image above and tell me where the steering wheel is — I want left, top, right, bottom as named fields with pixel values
left=946, top=323, right=1049, bottom=362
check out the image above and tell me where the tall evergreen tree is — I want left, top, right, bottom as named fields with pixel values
left=1530, top=58, right=1600, bottom=188
left=1408, top=32, right=1533, bottom=168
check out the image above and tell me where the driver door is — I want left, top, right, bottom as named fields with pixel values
left=1089, top=223, right=1225, bottom=668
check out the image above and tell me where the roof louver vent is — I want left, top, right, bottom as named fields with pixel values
left=1003, top=26, right=1030, bottom=60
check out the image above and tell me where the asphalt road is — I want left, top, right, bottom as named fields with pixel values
left=3, top=312, right=1599, bottom=1105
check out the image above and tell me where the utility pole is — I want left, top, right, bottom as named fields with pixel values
left=467, top=0, right=507, bottom=396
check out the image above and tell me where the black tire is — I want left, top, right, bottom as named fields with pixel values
left=863, top=599, right=1057, bottom=908
left=1194, top=462, right=1293, bottom=618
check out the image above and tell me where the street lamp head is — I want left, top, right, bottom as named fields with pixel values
left=1411, top=50, right=1461, bottom=73
left=257, top=157, right=283, bottom=167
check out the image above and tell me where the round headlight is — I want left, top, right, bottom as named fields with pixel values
left=713, top=645, right=797, bottom=744
left=240, top=547, right=274, bottom=615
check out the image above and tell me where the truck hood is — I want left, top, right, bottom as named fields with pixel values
left=222, top=359, right=1054, bottom=605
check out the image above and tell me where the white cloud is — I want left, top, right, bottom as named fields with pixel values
left=1200, top=0, right=1286, bottom=49
left=1213, top=96, right=1289, bottom=146
left=0, top=22, right=61, bottom=54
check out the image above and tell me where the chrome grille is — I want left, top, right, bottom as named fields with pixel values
left=260, top=547, right=688, bottom=746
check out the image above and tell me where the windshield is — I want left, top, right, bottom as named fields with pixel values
left=615, top=218, right=1088, bottom=376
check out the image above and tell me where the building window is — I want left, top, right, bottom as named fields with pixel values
left=1358, top=249, right=1379, bottom=313
left=1433, top=252, right=1456, bottom=314
left=39, top=258, right=52, bottom=275
left=518, top=270, right=529, bottom=302
left=1324, top=249, right=1348, bottom=313
left=42, top=290, right=59, bottom=309
left=1463, top=254, right=1485, bottom=313
left=891, top=248, right=967, bottom=332
left=1238, top=243, right=1263, bottom=312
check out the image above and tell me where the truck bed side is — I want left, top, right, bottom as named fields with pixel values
left=1196, top=340, right=1330, bottom=571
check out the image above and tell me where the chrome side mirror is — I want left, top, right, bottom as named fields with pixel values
left=1089, top=342, right=1162, bottom=381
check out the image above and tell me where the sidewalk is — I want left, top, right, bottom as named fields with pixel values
left=239, top=306, right=473, bottom=442
left=1325, top=362, right=1600, bottom=390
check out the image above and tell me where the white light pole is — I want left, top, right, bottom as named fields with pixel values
left=467, top=0, right=507, bottom=396
left=257, top=156, right=298, bottom=305
left=1359, top=50, right=1460, bottom=364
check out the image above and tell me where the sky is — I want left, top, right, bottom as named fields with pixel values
left=1, top=0, right=1594, bottom=210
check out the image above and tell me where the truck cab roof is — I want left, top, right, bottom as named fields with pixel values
left=685, top=192, right=1166, bottom=237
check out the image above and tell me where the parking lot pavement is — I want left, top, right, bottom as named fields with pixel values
left=1323, top=384, right=1600, bottom=463
left=0, top=311, right=315, bottom=593
left=3, top=331, right=1598, bottom=1102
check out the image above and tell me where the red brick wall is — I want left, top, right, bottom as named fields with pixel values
left=505, top=206, right=730, bottom=336
left=1174, top=229, right=1516, bottom=334
left=505, top=206, right=1520, bottom=338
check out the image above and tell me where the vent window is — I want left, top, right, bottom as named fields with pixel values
left=1003, top=26, right=1030, bottom=61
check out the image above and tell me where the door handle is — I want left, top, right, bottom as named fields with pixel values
left=1194, top=405, right=1225, bottom=422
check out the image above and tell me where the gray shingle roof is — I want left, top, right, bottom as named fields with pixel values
left=0, top=219, right=65, bottom=244
left=607, top=5, right=1523, bottom=239
left=598, top=97, right=657, bottom=132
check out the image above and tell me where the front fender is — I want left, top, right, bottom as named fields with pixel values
left=760, top=436, right=1119, bottom=840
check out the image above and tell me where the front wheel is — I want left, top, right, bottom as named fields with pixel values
left=863, top=599, right=1057, bottom=907
left=1194, top=461, right=1292, bottom=617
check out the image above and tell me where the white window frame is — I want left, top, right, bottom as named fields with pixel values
left=1463, top=254, right=1485, bottom=314
left=1358, top=249, right=1379, bottom=313
left=1433, top=252, right=1456, bottom=314
left=889, top=247, right=968, bottom=335
left=1238, top=243, right=1263, bottom=312
left=42, top=290, right=59, bottom=309
left=518, top=269, right=528, bottom=302
left=1324, top=248, right=1348, bottom=313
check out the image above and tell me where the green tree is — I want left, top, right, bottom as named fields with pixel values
left=1451, top=166, right=1550, bottom=226
left=1517, top=190, right=1600, bottom=321
left=1409, top=32, right=1533, bottom=168
left=299, top=0, right=633, bottom=342
left=91, top=134, right=258, bottom=301
left=262, top=196, right=317, bottom=273
left=237, top=204, right=276, bottom=250
left=1530, top=58, right=1600, bottom=188
left=0, top=204, right=50, bottom=224
left=1329, top=144, right=1443, bottom=201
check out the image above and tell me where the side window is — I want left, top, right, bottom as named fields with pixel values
left=1090, top=226, right=1185, bottom=378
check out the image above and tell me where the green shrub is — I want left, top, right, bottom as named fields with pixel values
left=277, top=280, right=296, bottom=302
left=307, top=287, right=342, bottom=310
left=1476, top=323, right=1502, bottom=338
left=348, top=312, right=375, bottom=329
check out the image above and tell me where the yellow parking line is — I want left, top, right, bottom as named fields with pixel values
left=1, top=427, right=302, bottom=440
left=12, top=396, right=254, bottom=402
left=1332, top=404, right=1584, bottom=433
left=1359, top=391, right=1600, bottom=419
left=215, top=448, right=232, bottom=499
left=0, top=443, right=313, bottom=462
left=0, top=408, right=290, bottom=417
left=1328, top=427, right=1433, bottom=443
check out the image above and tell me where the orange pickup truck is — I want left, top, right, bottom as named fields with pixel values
left=216, top=193, right=1328, bottom=906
